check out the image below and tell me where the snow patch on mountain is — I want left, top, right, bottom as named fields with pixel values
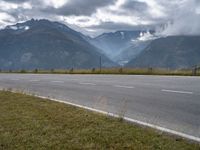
left=120, top=32, right=125, bottom=39
left=137, top=31, right=160, bottom=41
left=6, top=25, right=30, bottom=31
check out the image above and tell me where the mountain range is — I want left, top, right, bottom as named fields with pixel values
left=0, top=19, right=115, bottom=70
left=89, top=31, right=152, bottom=64
left=0, top=19, right=200, bottom=70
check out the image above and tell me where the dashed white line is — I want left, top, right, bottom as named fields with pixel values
left=51, top=81, right=64, bottom=83
left=70, top=79, right=78, bottom=81
left=29, top=80, right=40, bottom=82
left=79, top=82, right=96, bottom=86
left=114, top=85, right=135, bottom=89
left=11, top=79, right=19, bottom=81
left=161, top=89, right=193, bottom=95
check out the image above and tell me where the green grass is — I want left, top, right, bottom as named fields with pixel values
left=1, top=67, right=200, bottom=76
left=0, top=91, right=199, bottom=149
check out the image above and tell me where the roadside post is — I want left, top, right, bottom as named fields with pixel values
left=100, top=56, right=102, bottom=73
left=192, top=66, right=197, bottom=76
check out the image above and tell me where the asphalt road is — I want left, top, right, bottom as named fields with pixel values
left=0, top=74, right=200, bottom=140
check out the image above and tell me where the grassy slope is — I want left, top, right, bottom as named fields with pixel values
left=0, top=91, right=199, bottom=149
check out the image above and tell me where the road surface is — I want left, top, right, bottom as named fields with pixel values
left=0, top=74, right=200, bottom=141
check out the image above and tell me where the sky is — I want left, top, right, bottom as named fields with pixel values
left=0, top=0, right=200, bottom=36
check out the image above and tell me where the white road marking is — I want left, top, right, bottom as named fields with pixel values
left=79, top=82, right=96, bottom=86
left=161, top=89, right=193, bottom=95
left=7, top=90, right=199, bottom=143
left=51, top=81, right=64, bottom=83
left=11, top=79, right=19, bottom=81
left=29, top=80, right=40, bottom=82
left=70, top=79, right=78, bottom=81
left=114, top=85, right=135, bottom=89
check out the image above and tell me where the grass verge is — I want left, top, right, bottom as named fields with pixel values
left=0, top=91, right=199, bottom=149
left=1, top=68, right=200, bottom=76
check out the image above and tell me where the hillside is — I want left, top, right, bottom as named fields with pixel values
left=126, top=36, right=200, bottom=69
left=114, top=40, right=150, bottom=65
left=0, top=19, right=115, bottom=70
left=90, top=31, right=143, bottom=59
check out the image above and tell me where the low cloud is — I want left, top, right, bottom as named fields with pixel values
left=158, top=0, right=200, bottom=36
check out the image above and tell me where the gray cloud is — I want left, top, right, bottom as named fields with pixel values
left=88, top=21, right=152, bottom=31
left=49, top=0, right=116, bottom=16
left=85, top=21, right=155, bottom=36
left=121, top=0, right=148, bottom=12
left=119, top=1, right=156, bottom=23
left=4, top=0, right=28, bottom=3
left=0, top=0, right=200, bottom=36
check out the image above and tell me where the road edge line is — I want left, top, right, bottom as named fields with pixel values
left=37, top=96, right=200, bottom=143
left=1, top=89, right=200, bottom=143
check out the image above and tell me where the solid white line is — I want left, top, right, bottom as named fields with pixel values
left=51, top=81, right=64, bottom=83
left=1, top=89, right=200, bottom=143
left=162, top=89, right=193, bottom=95
left=27, top=94, right=200, bottom=143
left=114, top=85, right=135, bottom=89
left=79, top=82, right=96, bottom=86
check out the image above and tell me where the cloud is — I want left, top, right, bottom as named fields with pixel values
left=121, top=0, right=148, bottom=12
left=49, top=0, right=116, bottom=16
left=4, top=0, right=28, bottom=3
left=0, top=12, right=16, bottom=28
left=42, top=0, right=68, bottom=9
left=156, top=0, right=200, bottom=36
left=85, top=21, right=154, bottom=36
left=0, top=0, right=200, bottom=36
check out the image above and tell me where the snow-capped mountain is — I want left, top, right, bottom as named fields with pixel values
left=88, top=30, right=154, bottom=65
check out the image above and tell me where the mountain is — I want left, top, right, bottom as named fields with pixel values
left=0, top=19, right=116, bottom=70
left=113, top=40, right=150, bottom=66
left=90, top=31, right=144, bottom=59
left=89, top=30, right=154, bottom=65
left=126, top=36, right=200, bottom=69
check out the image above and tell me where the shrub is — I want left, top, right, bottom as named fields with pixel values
left=70, top=68, right=74, bottom=73
left=51, top=69, right=54, bottom=73
left=20, top=69, right=26, bottom=73
left=34, top=69, right=38, bottom=73
left=119, top=68, right=123, bottom=74
left=92, top=68, right=96, bottom=73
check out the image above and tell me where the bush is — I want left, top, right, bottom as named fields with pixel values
left=33, top=69, right=38, bottom=73
left=92, top=68, right=96, bottom=73
left=119, top=68, right=123, bottom=74
left=69, top=68, right=74, bottom=73
left=20, top=69, right=27, bottom=73
left=51, top=69, right=54, bottom=73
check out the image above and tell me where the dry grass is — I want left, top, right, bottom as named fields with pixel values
left=1, top=67, right=200, bottom=76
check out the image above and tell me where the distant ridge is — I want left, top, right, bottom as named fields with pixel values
left=126, top=36, right=200, bottom=69
left=88, top=30, right=153, bottom=65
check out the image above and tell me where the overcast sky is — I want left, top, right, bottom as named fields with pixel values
left=0, top=0, right=200, bottom=36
